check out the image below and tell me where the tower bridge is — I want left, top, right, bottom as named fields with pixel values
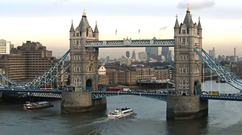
left=1, top=7, right=241, bottom=120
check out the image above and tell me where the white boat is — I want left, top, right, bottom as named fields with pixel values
left=23, top=101, right=54, bottom=110
left=108, top=107, right=136, bottom=119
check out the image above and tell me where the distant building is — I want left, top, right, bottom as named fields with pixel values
left=98, top=66, right=106, bottom=75
left=209, top=47, right=216, bottom=59
left=126, top=51, right=130, bottom=58
left=167, top=50, right=173, bottom=62
left=161, top=47, right=169, bottom=61
left=138, top=52, right=147, bottom=61
left=145, top=37, right=158, bottom=58
left=0, top=41, right=68, bottom=86
left=98, top=66, right=109, bottom=85
left=153, top=66, right=169, bottom=80
left=119, top=56, right=131, bottom=66
left=0, top=39, right=13, bottom=54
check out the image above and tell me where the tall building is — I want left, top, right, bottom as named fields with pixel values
left=138, top=52, right=147, bottom=61
left=234, top=47, right=236, bottom=57
left=161, top=47, right=169, bottom=61
left=131, top=51, right=138, bottom=60
left=209, top=47, right=216, bottom=59
left=0, top=41, right=68, bottom=86
left=167, top=50, right=173, bottom=62
left=0, top=39, right=13, bottom=54
left=145, top=37, right=158, bottom=57
left=126, top=51, right=130, bottom=58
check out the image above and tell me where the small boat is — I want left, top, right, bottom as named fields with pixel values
left=23, top=101, right=54, bottom=110
left=108, top=107, right=136, bottom=119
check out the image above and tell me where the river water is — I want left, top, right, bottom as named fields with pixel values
left=1, top=80, right=242, bottom=135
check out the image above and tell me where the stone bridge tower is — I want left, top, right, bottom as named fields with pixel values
left=167, top=7, right=208, bottom=120
left=69, top=11, right=99, bottom=91
left=62, top=11, right=106, bottom=113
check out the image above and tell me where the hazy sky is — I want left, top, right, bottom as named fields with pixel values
left=1, top=0, right=242, bottom=58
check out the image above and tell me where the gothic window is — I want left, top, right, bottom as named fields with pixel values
left=74, top=75, right=82, bottom=85
left=182, top=30, right=186, bottom=34
left=182, top=38, right=186, bottom=43
left=179, top=78, right=189, bottom=89
left=74, top=55, right=82, bottom=60
left=179, top=65, right=189, bottom=73
left=76, top=33, right=79, bottom=36
left=76, top=40, right=79, bottom=45
left=88, top=63, right=93, bottom=72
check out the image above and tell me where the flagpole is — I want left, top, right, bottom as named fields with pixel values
left=138, top=29, right=140, bottom=40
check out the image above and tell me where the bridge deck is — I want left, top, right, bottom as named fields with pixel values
left=1, top=89, right=242, bottom=101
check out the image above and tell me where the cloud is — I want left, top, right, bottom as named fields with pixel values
left=177, top=0, right=215, bottom=10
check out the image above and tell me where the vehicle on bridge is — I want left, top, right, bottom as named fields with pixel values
left=106, top=87, right=122, bottom=91
left=40, top=85, right=54, bottom=90
left=123, top=88, right=131, bottom=92
left=209, top=91, right=219, bottom=96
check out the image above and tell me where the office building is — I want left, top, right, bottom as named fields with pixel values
left=0, top=39, right=13, bottom=54
left=126, top=51, right=130, bottom=58
left=0, top=41, right=68, bottom=86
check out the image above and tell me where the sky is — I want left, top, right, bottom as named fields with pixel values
left=1, top=0, right=242, bottom=58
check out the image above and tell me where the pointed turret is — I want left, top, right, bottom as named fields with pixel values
left=198, top=17, right=202, bottom=30
left=94, top=21, right=99, bottom=33
left=70, top=20, right=74, bottom=32
left=183, top=5, right=193, bottom=28
left=174, top=15, right=179, bottom=29
left=78, top=10, right=91, bottom=32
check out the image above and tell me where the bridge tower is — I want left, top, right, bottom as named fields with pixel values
left=69, top=11, right=99, bottom=91
left=167, top=8, right=208, bottom=120
left=61, top=11, right=106, bottom=113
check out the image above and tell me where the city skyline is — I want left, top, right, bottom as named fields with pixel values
left=1, top=0, right=242, bottom=58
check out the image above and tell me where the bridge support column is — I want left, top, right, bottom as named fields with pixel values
left=166, top=95, right=208, bottom=120
left=61, top=92, right=106, bottom=113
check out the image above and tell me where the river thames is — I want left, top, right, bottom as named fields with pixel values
left=1, top=80, right=242, bottom=135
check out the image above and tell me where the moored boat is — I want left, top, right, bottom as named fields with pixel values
left=108, top=107, right=136, bottom=119
left=23, top=101, right=54, bottom=110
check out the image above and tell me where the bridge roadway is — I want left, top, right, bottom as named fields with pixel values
left=2, top=89, right=242, bottom=101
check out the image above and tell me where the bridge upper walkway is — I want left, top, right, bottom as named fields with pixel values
left=85, top=39, right=175, bottom=48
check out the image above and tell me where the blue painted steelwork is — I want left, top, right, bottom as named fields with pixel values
left=201, top=49, right=242, bottom=87
left=92, top=91, right=167, bottom=101
left=34, top=63, right=70, bottom=87
left=202, top=49, right=242, bottom=80
left=200, top=94, right=242, bottom=101
left=24, top=50, right=70, bottom=87
left=194, top=48, right=242, bottom=91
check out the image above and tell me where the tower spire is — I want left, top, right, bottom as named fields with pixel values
left=70, top=19, right=74, bottom=32
left=198, top=16, right=202, bottom=30
left=187, top=4, right=190, bottom=11
left=94, top=20, right=99, bottom=33
left=174, top=14, right=179, bottom=29
left=82, top=9, right=86, bottom=17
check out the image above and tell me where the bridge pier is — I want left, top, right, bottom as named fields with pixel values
left=61, top=92, right=106, bottom=113
left=166, top=96, right=208, bottom=120
left=0, top=92, right=2, bottom=103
